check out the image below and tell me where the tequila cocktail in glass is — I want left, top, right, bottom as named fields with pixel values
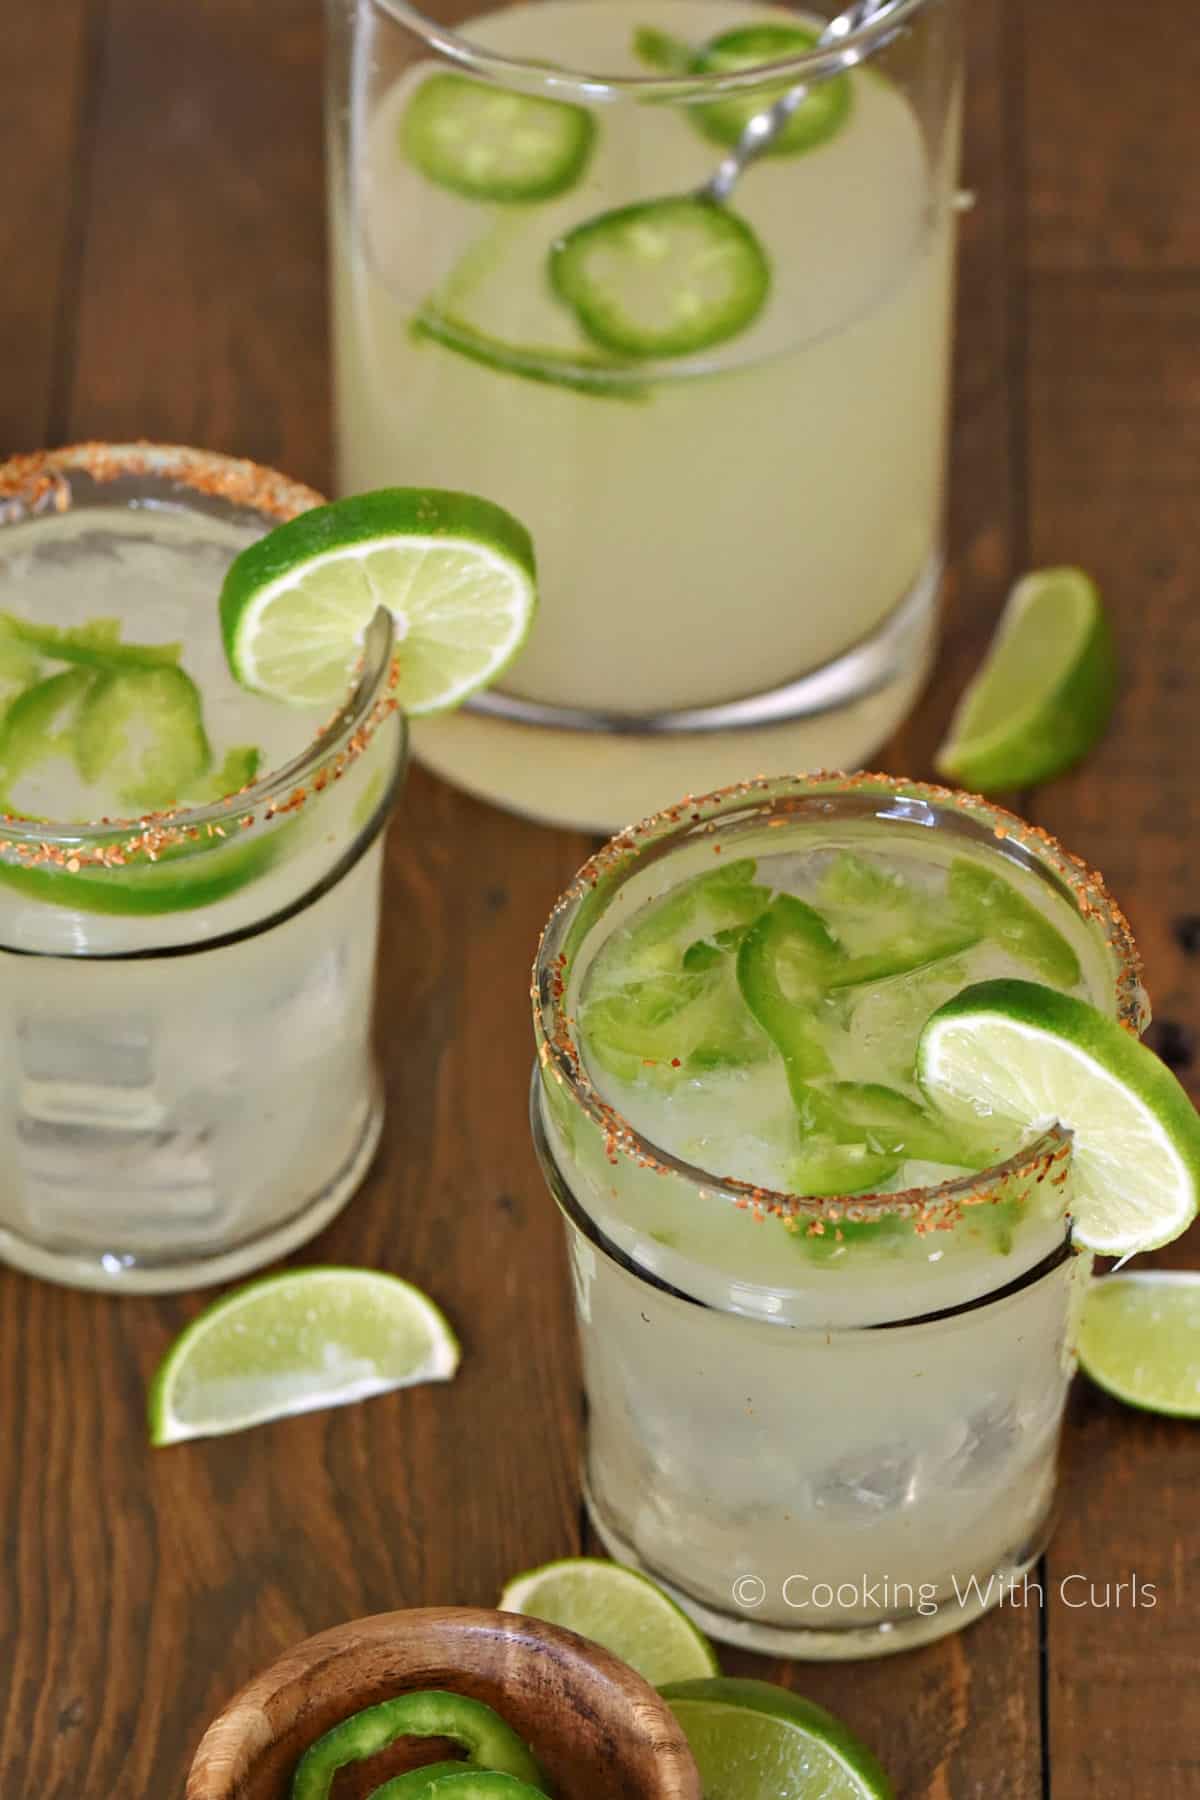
left=532, top=775, right=1145, bottom=1657
left=328, top=0, right=961, bottom=829
left=0, top=445, right=405, bottom=1293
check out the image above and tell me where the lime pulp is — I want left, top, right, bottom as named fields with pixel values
left=918, top=979, right=1200, bottom=1255
left=1078, top=1272, right=1200, bottom=1417
left=935, top=568, right=1117, bottom=792
left=661, top=1677, right=894, bottom=1800
left=497, top=1557, right=719, bottom=1687
left=149, top=1267, right=460, bottom=1444
left=220, top=488, right=537, bottom=712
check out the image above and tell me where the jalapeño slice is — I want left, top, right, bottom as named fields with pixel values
left=403, top=73, right=595, bottom=203
left=690, top=24, right=852, bottom=156
left=550, top=196, right=770, bottom=360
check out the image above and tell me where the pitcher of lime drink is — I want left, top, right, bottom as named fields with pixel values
left=326, top=0, right=962, bottom=830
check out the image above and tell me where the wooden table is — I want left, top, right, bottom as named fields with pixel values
left=2, top=2, right=1197, bottom=1793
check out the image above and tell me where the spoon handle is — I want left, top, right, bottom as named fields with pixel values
left=701, top=0, right=906, bottom=204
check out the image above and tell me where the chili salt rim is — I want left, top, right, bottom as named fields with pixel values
left=532, top=771, right=1148, bottom=1232
left=0, top=442, right=400, bottom=872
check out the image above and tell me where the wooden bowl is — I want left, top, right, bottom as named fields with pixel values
left=186, top=1607, right=702, bottom=1800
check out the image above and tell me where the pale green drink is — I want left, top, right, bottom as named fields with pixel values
left=329, top=0, right=960, bottom=828
left=0, top=446, right=405, bottom=1293
left=533, top=776, right=1145, bottom=1656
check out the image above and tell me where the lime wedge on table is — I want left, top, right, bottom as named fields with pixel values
left=498, top=1558, right=718, bottom=1686
left=221, top=489, right=537, bottom=711
left=661, top=1678, right=893, bottom=1800
left=1078, top=1272, right=1200, bottom=1418
left=917, top=979, right=1200, bottom=1255
left=149, top=1267, right=459, bottom=1445
left=935, top=568, right=1117, bottom=792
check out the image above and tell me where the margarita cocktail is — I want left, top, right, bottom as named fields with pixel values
left=328, top=0, right=961, bottom=829
left=0, top=445, right=405, bottom=1293
left=532, top=775, right=1146, bottom=1656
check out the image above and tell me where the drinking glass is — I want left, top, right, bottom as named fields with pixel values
left=0, top=444, right=406, bottom=1293
left=531, top=775, right=1146, bottom=1656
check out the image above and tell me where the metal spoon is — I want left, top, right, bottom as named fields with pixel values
left=700, top=0, right=909, bottom=206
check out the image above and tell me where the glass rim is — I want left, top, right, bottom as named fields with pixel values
left=533, top=771, right=1148, bottom=1229
left=0, top=442, right=399, bottom=867
left=533, top=1073, right=1079, bottom=1330
left=368, top=0, right=934, bottom=101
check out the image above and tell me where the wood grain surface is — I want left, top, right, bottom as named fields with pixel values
left=1, top=1, right=1196, bottom=1795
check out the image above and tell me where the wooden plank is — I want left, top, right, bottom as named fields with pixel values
left=1023, top=276, right=1200, bottom=1800
left=58, top=0, right=333, bottom=486
left=719, top=7, right=1050, bottom=1795
left=0, top=790, right=590, bottom=1799
left=1023, top=0, right=1200, bottom=272
left=0, top=0, right=593, bottom=1791
left=0, top=0, right=93, bottom=455
left=886, top=0, right=1028, bottom=785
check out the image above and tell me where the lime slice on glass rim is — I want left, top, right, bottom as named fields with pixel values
left=221, top=488, right=537, bottom=711
left=661, top=1677, right=893, bottom=1800
left=935, top=567, right=1117, bottom=792
left=402, top=71, right=595, bottom=203
left=1078, top=1272, right=1200, bottom=1418
left=498, top=1558, right=719, bottom=1687
left=149, top=1267, right=460, bottom=1445
left=550, top=197, right=770, bottom=360
left=917, top=979, right=1200, bottom=1256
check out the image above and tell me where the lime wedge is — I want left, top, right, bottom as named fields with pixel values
left=497, top=1558, right=718, bottom=1687
left=221, top=489, right=537, bottom=712
left=935, top=568, right=1117, bottom=792
left=660, top=1678, right=893, bottom=1800
left=917, top=979, right=1200, bottom=1255
left=1078, top=1272, right=1200, bottom=1418
left=149, top=1267, right=460, bottom=1445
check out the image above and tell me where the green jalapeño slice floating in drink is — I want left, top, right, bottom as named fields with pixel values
left=550, top=197, right=771, bottom=359
left=633, top=20, right=853, bottom=155
left=578, top=836, right=1088, bottom=1198
left=403, top=73, right=596, bottom=203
